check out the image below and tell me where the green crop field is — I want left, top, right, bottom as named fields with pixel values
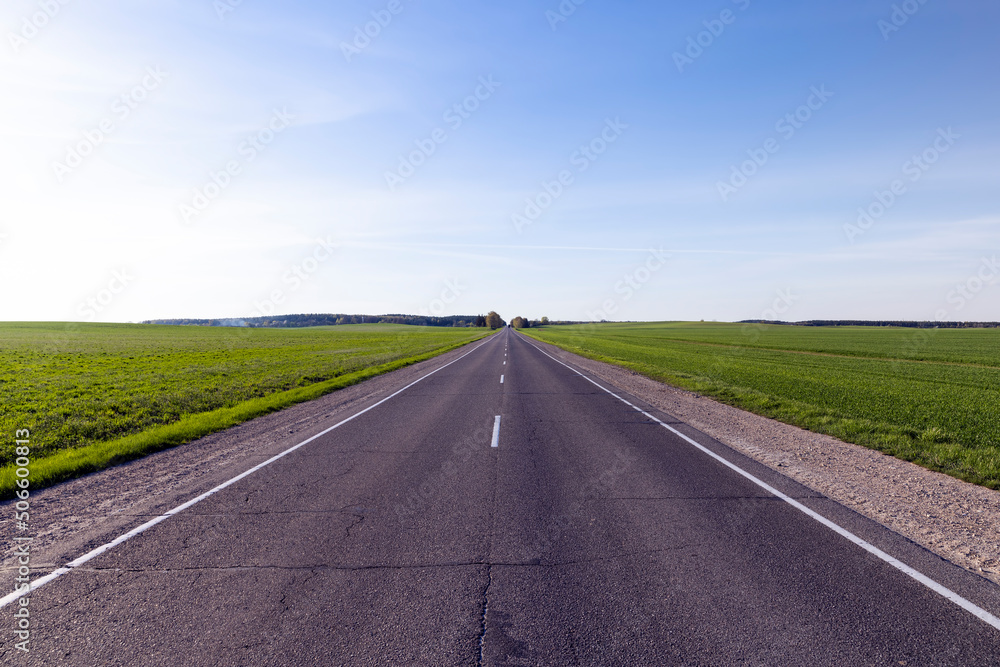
left=525, top=322, right=1000, bottom=489
left=0, top=322, right=489, bottom=496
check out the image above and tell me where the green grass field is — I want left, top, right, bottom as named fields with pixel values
left=525, top=322, right=1000, bottom=489
left=0, top=322, right=489, bottom=497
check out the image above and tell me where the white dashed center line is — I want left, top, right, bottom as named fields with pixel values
left=491, top=415, right=501, bottom=448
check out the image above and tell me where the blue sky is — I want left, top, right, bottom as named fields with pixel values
left=2, top=0, right=998, bottom=323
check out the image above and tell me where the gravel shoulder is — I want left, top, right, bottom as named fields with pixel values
left=3, top=331, right=999, bottom=589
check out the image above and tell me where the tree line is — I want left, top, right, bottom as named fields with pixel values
left=509, top=316, right=550, bottom=329
left=143, top=313, right=507, bottom=329
left=741, top=320, right=1000, bottom=328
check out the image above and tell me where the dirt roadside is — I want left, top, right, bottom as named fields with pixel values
left=3, top=332, right=998, bottom=588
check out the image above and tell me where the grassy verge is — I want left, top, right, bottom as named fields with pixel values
left=522, top=323, right=1000, bottom=490
left=0, top=334, right=487, bottom=499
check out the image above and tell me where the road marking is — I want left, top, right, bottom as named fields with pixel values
left=0, top=332, right=502, bottom=610
left=503, top=361, right=506, bottom=365
left=500, top=374, right=504, bottom=384
left=516, top=333, right=1000, bottom=633
left=491, top=415, right=501, bottom=448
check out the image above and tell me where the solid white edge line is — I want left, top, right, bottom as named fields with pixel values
left=0, top=332, right=502, bottom=610
left=514, top=332, right=1000, bottom=632
left=491, top=415, right=501, bottom=448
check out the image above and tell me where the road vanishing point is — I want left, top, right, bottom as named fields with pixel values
left=4, top=328, right=1000, bottom=665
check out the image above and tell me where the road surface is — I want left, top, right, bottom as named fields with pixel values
left=4, top=327, right=1000, bottom=665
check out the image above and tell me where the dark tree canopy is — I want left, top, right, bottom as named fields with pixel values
left=144, top=313, right=490, bottom=328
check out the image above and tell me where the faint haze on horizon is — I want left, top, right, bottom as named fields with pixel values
left=1, top=0, right=998, bottom=324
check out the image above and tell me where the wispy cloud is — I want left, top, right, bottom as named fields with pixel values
left=2, top=1, right=997, bottom=321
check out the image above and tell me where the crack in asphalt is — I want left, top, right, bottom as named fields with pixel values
left=112, top=509, right=375, bottom=517
left=34, top=578, right=109, bottom=613
left=65, top=550, right=689, bottom=573
left=591, top=495, right=819, bottom=501
left=476, top=563, right=492, bottom=667
left=476, top=408, right=502, bottom=667
left=340, top=503, right=370, bottom=538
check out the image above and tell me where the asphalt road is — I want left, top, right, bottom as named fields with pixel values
left=5, top=327, right=1000, bottom=665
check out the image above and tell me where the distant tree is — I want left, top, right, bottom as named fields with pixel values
left=511, top=316, right=529, bottom=329
left=474, top=314, right=487, bottom=327
left=540, top=316, right=549, bottom=325
left=486, top=311, right=504, bottom=329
